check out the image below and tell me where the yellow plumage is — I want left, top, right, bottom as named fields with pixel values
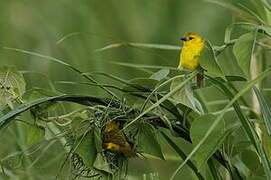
left=179, top=32, right=204, bottom=71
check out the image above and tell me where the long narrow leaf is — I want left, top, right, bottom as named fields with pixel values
left=95, top=42, right=180, bottom=52
left=112, top=62, right=180, bottom=71
left=253, top=86, right=271, bottom=135
left=0, top=95, right=111, bottom=129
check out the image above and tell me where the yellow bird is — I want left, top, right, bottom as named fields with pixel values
left=102, top=121, right=136, bottom=158
left=178, top=32, right=204, bottom=71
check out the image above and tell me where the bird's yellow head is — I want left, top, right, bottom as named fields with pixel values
left=104, top=121, right=120, bottom=133
left=180, top=32, right=203, bottom=45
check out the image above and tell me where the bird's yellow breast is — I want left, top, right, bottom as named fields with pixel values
left=104, top=142, right=121, bottom=152
left=179, top=33, right=204, bottom=71
left=102, top=121, right=136, bottom=157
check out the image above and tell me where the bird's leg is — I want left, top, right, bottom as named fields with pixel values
left=196, top=68, right=205, bottom=88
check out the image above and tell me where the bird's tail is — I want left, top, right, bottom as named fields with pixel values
left=122, top=146, right=137, bottom=158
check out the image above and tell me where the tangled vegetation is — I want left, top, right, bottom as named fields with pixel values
left=1, top=0, right=271, bottom=180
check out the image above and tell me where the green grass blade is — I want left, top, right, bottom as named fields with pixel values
left=253, top=86, right=271, bottom=135
left=232, top=32, right=257, bottom=77
left=0, top=95, right=110, bottom=129
left=95, top=42, right=180, bottom=52
left=129, top=42, right=180, bottom=50
left=4, top=47, right=70, bottom=66
left=111, top=62, right=180, bottom=71
left=55, top=80, right=125, bottom=92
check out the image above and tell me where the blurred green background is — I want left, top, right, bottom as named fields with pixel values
left=0, top=0, right=243, bottom=179
left=0, top=0, right=235, bottom=96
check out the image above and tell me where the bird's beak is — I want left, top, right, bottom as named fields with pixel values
left=180, top=37, right=188, bottom=41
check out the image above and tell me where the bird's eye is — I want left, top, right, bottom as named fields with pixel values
left=188, top=37, right=194, bottom=40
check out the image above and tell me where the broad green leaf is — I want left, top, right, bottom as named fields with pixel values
left=190, top=114, right=225, bottom=170
left=27, top=88, right=61, bottom=99
left=262, top=128, right=271, bottom=157
left=94, top=126, right=103, bottom=153
left=233, top=32, right=255, bottom=77
left=171, top=68, right=271, bottom=180
left=0, top=66, right=26, bottom=108
left=93, top=153, right=112, bottom=174
left=70, top=112, right=90, bottom=138
left=160, top=131, right=204, bottom=179
left=138, top=123, right=164, bottom=160
left=170, top=77, right=203, bottom=114
left=241, top=150, right=263, bottom=173
left=221, top=127, right=250, bottom=157
left=253, top=87, right=271, bottom=135
left=225, top=75, right=246, bottom=81
left=264, top=5, right=271, bottom=25
left=28, top=88, right=60, bottom=123
left=199, top=41, right=223, bottom=77
left=26, top=125, right=45, bottom=145
left=150, top=69, right=170, bottom=81
left=231, top=140, right=251, bottom=157
left=74, top=129, right=97, bottom=168
left=261, top=25, right=271, bottom=37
